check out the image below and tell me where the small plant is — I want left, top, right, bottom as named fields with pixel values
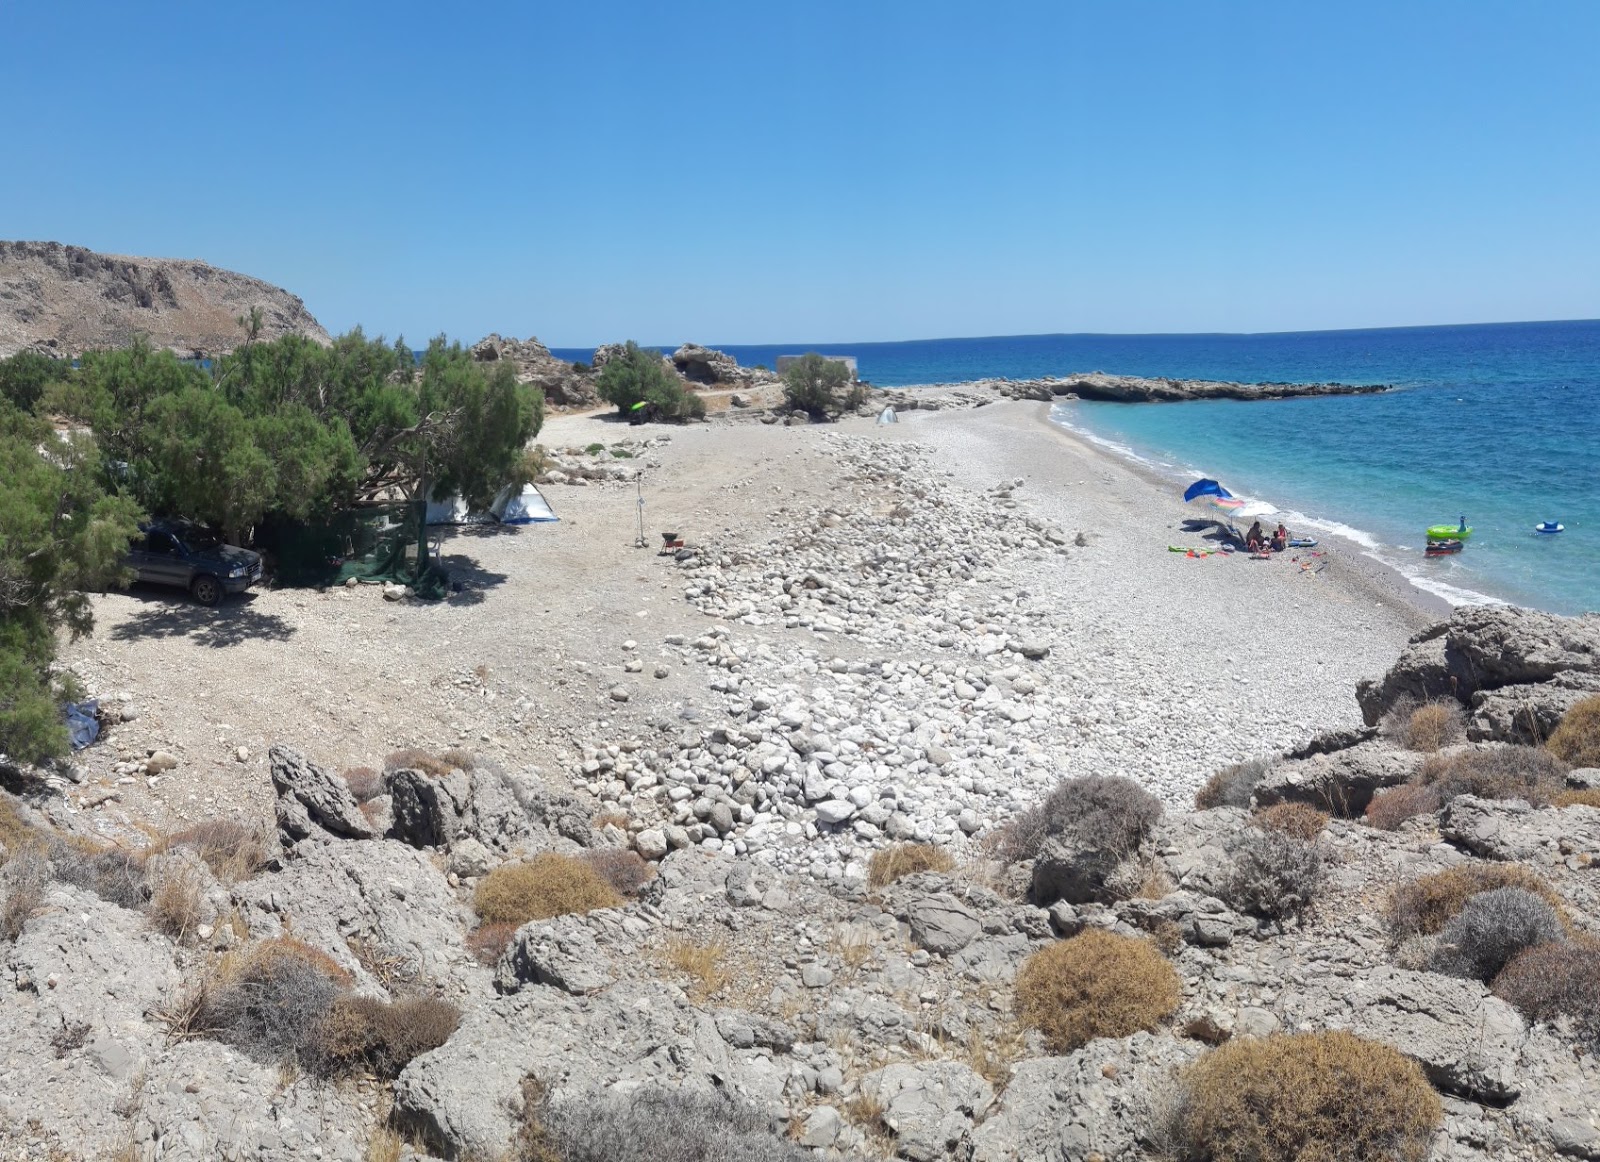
left=193, top=937, right=351, bottom=1063
left=585, top=442, right=605, bottom=456
left=48, top=840, right=147, bottom=909
left=1364, top=783, right=1444, bottom=830
left=1547, top=695, right=1600, bottom=769
left=1171, top=1031, right=1441, bottom=1162
left=147, top=864, right=205, bottom=942
left=384, top=749, right=454, bottom=778
left=342, top=767, right=384, bottom=803
left=781, top=352, right=863, bottom=419
left=1382, top=698, right=1466, bottom=752
left=1220, top=829, right=1322, bottom=923
left=1253, top=802, right=1328, bottom=841
left=1415, top=745, right=1568, bottom=807
left=531, top=1087, right=813, bottom=1162
left=1, top=845, right=49, bottom=941
left=867, top=842, right=956, bottom=888
left=660, top=933, right=733, bottom=1002
left=438, top=747, right=475, bottom=771
left=1493, top=940, right=1600, bottom=1052
left=1194, top=757, right=1273, bottom=810
left=1014, top=930, right=1180, bottom=1053
left=152, top=820, right=270, bottom=883
left=306, top=994, right=459, bottom=1078
left=1428, top=887, right=1565, bottom=982
left=472, top=853, right=623, bottom=926
left=1386, top=863, right=1566, bottom=939
left=0, top=793, right=41, bottom=862
left=1554, top=788, right=1600, bottom=809
left=466, top=921, right=520, bottom=966
left=997, top=774, right=1163, bottom=864
left=579, top=848, right=654, bottom=896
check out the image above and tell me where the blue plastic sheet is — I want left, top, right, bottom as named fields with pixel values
left=65, top=700, right=100, bottom=750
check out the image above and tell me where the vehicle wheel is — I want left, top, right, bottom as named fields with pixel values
left=191, top=575, right=223, bottom=606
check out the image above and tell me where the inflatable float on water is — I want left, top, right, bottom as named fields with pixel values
left=1535, top=521, right=1564, bottom=535
left=1425, top=539, right=1464, bottom=557
left=1426, top=520, right=1472, bottom=541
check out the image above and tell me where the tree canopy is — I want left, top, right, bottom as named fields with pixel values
left=596, top=342, right=705, bottom=421
left=782, top=353, right=862, bottom=419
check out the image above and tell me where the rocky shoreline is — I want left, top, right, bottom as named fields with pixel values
left=885, top=370, right=1390, bottom=404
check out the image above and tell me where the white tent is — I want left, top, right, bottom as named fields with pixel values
left=876, top=406, right=898, bottom=425
left=490, top=483, right=558, bottom=525
left=425, top=494, right=479, bottom=526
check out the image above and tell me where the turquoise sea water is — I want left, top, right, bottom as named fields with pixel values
left=552, top=321, right=1599, bottom=615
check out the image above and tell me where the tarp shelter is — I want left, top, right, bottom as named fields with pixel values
left=877, top=406, right=898, bottom=425
left=425, top=494, right=480, bottom=526
left=255, top=500, right=449, bottom=599
left=491, top=483, right=558, bottom=525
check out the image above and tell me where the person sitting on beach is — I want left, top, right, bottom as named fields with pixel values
left=1245, top=521, right=1264, bottom=552
left=1271, top=524, right=1288, bottom=552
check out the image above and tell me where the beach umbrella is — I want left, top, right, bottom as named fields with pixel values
left=1184, top=478, right=1247, bottom=525
left=1183, top=478, right=1231, bottom=502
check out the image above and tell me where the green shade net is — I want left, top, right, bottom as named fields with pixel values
left=255, top=500, right=449, bottom=600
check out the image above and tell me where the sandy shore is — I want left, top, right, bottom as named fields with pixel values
left=54, top=398, right=1432, bottom=857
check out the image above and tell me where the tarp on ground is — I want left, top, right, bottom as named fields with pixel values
left=490, top=483, right=558, bottom=525
left=255, top=500, right=449, bottom=599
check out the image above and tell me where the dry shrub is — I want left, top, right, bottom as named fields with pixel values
left=1428, top=888, right=1565, bottom=982
left=867, top=842, right=956, bottom=888
left=0, top=793, right=42, bottom=863
left=438, top=747, right=476, bottom=772
left=1194, top=757, right=1274, bottom=811
left=307, top=994, right=459, bottom=1078
left=1493, top=940, right=1600, bottom=1052
left=592, top=810, right=630, bottom=832
left=364, top=1127, right=405, bottom=1162
left=1253, top=802, right=1328, bottom=841
left=966, top=1022, right=1029, bottom=1090
left=661, top=934, right=732, bottom=1002
left=153, top=820, right=269, bottom=883
left=1172, top=1031, right=1441, bottom=1162
left=1416, top=746, right=1568, bottom=807
left=579, top=847, right=655, bottom=896
left=472, top=853, right=622, bottom=925
left=1386, top=864, right=1568, bottom=940
left=342, top=767, right=384, bottom=803
left=997, top=775, right=1162, bottom=864
left=532, top=1087, right=812, bottom=1162
left=384, top=749, right=453, bottom=778
left=1547, top=695, right=1600, bottom=769
left=1387, top=699, right=1465, bottom=753
left=147, top=865, right=205, bottom=942
left=1221, top=829, right=1322, bottom=924
left=196, top=937, right=351, bottom=1062
left=466, top=921, right=520, bottom=966
left=1554, top=788, right=1600, bottom=809
left=1364, top=783, right=1444, bottom=830
left=1014, top=930, right=1179, bottom=1053
left=1, top=844, right=49, bottom=941
left=48, top=840, right=147, bottom=908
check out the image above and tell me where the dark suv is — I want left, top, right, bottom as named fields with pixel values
left=125, top=520, right=263, bottom=605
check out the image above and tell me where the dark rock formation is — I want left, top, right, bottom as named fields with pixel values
left=998, top=371, right=1390, bottom=403
left=468, top=333, right=598, bottom=407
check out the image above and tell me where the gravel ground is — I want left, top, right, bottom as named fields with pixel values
left=53, top=400, right=1429, bottom=858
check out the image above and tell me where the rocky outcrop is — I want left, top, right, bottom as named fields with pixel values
left=269, top=745, right=374, bottom=842
left=0, top=240, right=328, bottom=358
left=671, top=342, right=742, bottom=384
left=1357, top=606, right=1600, bottom=738
left=972, top=371, right=1389, bottom=403
left=469, top=332, right=598, bottom=407
left=1252, top=739, right=1419, bottom=814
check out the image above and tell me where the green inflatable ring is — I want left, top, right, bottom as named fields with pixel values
left=1426, top=525, right=1472, bottom=540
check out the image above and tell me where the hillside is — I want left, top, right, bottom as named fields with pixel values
left=0, top=240, right=329, bottom=358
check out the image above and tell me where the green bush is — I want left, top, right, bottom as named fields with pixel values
left=1172, top=1031, right=1441, bottom=1162
left=1014, top=930, right=1179, bottom=1053
left=781, top=352, right=863, bottom=419
left=0, top=351, right=70, bottom=413
left=1548, top=695, right=1600, bottom=769
left=596, top=342, right=704, bottom=422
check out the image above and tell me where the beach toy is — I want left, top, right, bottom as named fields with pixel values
left=1535, top=521, right=1564, bottom=534
left=1425, top=539, right=1464, bottom=557
left=1287, top=537, right=1318, bottom=548
left=1426, top=516, right=1472, bottom=541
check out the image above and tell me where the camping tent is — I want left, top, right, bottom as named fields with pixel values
left=425, top=494, right=479, bottom=526
left=490, top=483, right=558, bottom=525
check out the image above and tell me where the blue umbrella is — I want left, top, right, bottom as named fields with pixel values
left=1183, top=478, right=1233, bottom=503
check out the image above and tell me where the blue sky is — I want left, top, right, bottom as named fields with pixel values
left=4, top=1, right=1598, bottom=345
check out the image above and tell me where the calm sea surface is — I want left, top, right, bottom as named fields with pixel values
left=552, top=321, right=1600, bottom=615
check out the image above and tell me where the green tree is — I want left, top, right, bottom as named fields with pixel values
left=140, top=387, right=276, bottom=545
left=782, top=353, right=862, bottom=419
left=0, top=403, right=141, bottom=761
left=0, top=351, right=70, bottom=413
left=596, top=342, right=705, bottom=422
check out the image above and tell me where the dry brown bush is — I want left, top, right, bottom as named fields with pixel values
left=867, top=843, right=956, bottom=888
left=472, top=854, right=623, bottom=925
left=1493, top=939, right=1600, bottom=1052
left=1386, top=864, right=1568, bottom=939
left=438, top=747, right=476, bottom=772
left=1194, top=757, right=1274, bottom=811
left=1364, top=783, right=1445, bottom=830
left=0, top=793, right=42, bottom=863
left=307, top=994, right=459, bottom=1078
left=48, top=840, right=147, bottom=908
left=364, top=1127, right=404, bottom=1162
left=196, top=937, right=351, bottom=1062
left=147, top=866, right=205, bottom=942
left=1391, top=700, right=1466, bottom=752
left=1, top=845, right=49, bottom=940
left=579, top=848, right=654, bottom=896
left=1253, top=802, right=1328, bottom=841
left=1014, top=930, right=1179, bottom=1053
left=1548, top=695, right=1600, bottom=769
left=152, top=821, right=270, bottom=883
left=1416, top=746, right=1568, bottom=807
left=342, top=767, right=384, bottom=803
left=661, top=934, right=733, bottom=1002
left=1172, top=1031, right=1441, bottom=1162
left=384, top=749, right=453, bottom=778
left=997, top=775, right=1162, bottom=864
left=1554, top=788, right=1600, bottom=809
left=466, top=921, right=520, bottom=966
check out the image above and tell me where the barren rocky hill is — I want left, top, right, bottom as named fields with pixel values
left=0, top=240, right=329, bottom=358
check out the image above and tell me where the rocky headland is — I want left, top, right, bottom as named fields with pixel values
left=3, top=397, right=1596, bottom=1162
left=0, top=241, right=330, bottom=359
left=891, top=370, right=1391, bottom=404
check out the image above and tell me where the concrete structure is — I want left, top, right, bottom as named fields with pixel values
left=777, top=353, right=858, bottom=381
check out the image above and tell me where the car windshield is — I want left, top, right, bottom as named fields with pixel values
left=182, top=528, right=224, bottom=551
